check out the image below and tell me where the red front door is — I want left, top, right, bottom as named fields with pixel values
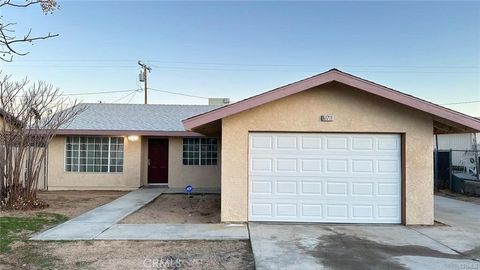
left=148, top=139, right=168, bottom=184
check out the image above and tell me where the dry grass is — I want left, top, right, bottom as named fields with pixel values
left=0, top=190, right=128, bottom=219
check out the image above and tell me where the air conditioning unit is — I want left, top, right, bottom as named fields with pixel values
left=208, top=98, right=230, bottom=106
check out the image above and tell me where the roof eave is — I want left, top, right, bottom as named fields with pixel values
left=55, top=129, right=206, bottom=137
left=182, top=69, right=480, bottom=132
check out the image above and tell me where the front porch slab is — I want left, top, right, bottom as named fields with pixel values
left=95, top=223, right=249, bottom=240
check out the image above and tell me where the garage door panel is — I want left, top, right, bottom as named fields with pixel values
left=352, top=137, right=374, bottom=150
left=352, top=205, right=374, bottom=218
left=301, top=181, right=322, bottom=194
left=250, top=180, right=273, bottom=195
left=378, top=205, right=401, bottom=219
left=276, top=158, right=297, bottom=171
left=276, top=181, right=297, bottom=194
left=301, top=136, right=322, bottom=150
left=250, top=198, right=400, bottom=223
left=325, top=137, right=349, bottom=150
left=377, top=137, right=400, bottom=151
left=249, top=133, right=401, bottom=223
left=250, top=135, right=273, bottom=150
left=302, top=204, right=323, bottom=217
left=276, top=136, right=298, bottom=149
left=250, top=177, right=400, bottom=197
left=276, top=203, right=297, bottom=217
left=250, top=158, right=273, bottom=172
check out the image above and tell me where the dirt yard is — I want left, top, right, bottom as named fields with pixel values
left=0, top=240, right=255, bottom=270
left=437, top=189, right=480, bottom=205
left=0, top=191, right=255, bottom=269
left=0, top=190, right=128, bottom=219
left=121, top=194, right=221, bottom=224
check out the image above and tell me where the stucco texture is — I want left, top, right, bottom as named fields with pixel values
left=166, top=137, right=221, bottom=188
left=47, top=135, right=221, bottom=190
left=140, top=137, right=221, bottom=188
left=221, top=83, right=434, bottom=225
left=47, top=136, right=142, bottom=190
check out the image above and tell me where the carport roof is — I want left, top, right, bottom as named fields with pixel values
left=182, top=69, right=480, bottom=133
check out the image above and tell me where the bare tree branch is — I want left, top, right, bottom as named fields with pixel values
left=0, top=71, right=83, bottom=209
left=0, top=0, right=58, bottom=61
left=0, top=0, right=57, bottom=13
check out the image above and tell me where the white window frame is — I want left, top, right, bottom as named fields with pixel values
left=64, top=136, right=124, bottom=173
left=182, top=137, right=218, bottom=166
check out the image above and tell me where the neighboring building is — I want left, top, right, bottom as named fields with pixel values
left=436, top=133, right=479, bottom=151
left=0, top=109, right=22, bottom=130
left=435, top=133, right=479, bottom=167
left=45, top=69, right=480, bottom=225
left=0, top=109, right=47, bottom=189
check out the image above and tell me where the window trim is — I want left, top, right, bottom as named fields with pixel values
left=64, top=136, right=124, bottom=173
left=182, top=137, right=218, bottom=166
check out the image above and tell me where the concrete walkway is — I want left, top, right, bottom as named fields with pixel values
left=31, top=187, right=165, bottom=240
left=96, top=223, right=249, bottom=240
left=412, top=196, right=480, bottom=256
left=31, top=187, right=249, bottom=241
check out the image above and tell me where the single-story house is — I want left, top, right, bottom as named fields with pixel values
left=46, top=69, right=480, bottom=225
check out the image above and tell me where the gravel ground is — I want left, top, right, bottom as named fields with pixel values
left=120, top=194, right=221, bottom=224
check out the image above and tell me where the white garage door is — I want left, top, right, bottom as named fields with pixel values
left=248, top=133, right=401, bottom=223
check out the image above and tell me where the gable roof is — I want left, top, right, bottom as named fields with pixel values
left=57, top=103, right=221, bottom=136
left=183, top=69, right=480, bottom=132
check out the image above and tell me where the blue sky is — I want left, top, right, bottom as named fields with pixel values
left=1, top=1, right=479, bottom=116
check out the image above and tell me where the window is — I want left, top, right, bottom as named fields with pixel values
left=183, top=138, right=217, bottom=165
left=65, top=136, right=124, bottom=173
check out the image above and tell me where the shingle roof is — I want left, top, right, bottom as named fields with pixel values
left=62, top=103, right=221, bottom=132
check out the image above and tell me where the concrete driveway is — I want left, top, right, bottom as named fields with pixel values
left=249, top=196, right=480, bottom=270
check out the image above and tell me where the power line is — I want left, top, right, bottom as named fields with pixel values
left=11, top=59, right=480, bottom=69
left=61, top=89, right=139, bottom=96
left=440, top=100, right=480, bottom=106
left=149, top=88, right=209, bottom=99
left=112, top=90, right=138, bottom=103
left=6, top=64, right=480, bottom=74
left=127, top=91, right=137, bottom=104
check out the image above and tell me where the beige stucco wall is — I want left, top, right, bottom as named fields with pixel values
left=47, top=135, right=220, bottom=190
left=168, top=137, right=221, bottom=188
left=47, top=135, right=142, bottom=190
left=140, top=137, right=221, bottom=188
left=221, top=84, right=434, bottom=225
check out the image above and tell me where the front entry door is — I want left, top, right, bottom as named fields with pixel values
left=148, top=139, right=168, bottom=184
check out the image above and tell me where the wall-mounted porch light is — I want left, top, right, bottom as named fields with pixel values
left=127, top=135, right=139, bottom=142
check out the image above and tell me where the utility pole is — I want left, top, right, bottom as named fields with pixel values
left=138, top=61, right=152, bottom=104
